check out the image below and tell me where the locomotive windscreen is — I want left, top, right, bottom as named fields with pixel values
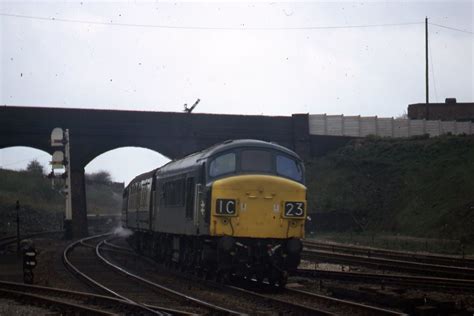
left=209, top=148, right=304, bottom=183
left=241, top=150, right=272, bottom=172
left=276, top=155, right=303, bottom=182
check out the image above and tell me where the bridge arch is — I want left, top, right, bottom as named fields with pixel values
left=0, top=146, right=52, bottom=171
left=84, top=146, right=170, bottom=186
left=83, top=147, right=170, bottom=230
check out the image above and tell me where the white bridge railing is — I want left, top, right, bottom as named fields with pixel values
left=309, top=114, right=474, bottom=138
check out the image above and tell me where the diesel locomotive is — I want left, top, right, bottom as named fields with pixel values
left=122, top=139, right=307, bottom=286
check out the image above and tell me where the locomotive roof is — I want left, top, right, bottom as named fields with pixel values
left=125, top=168, right=157, bottom=189
left=203, top=139, right=300, bottom=160
left=156, top=139, right=300, bottom=176
left=126, top=139, right=301, bottom=187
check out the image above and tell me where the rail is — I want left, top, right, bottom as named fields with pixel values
left=303, top=248, right=474, bottom=279
left=0, top=280, right=178, bottom=315
left=296, top=268, right=474, bottom=292
left=63, top=234, right=171, bottom=315
left=303, top=240, right=474, bottom=268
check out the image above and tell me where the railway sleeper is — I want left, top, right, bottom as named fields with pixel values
left=326, top=284, right=470, bottom=316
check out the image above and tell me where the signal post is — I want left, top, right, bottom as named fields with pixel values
left=50, top=128, right=73, bottom=239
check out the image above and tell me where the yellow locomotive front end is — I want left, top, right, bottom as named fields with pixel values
left=211, top=175, right=306, bottom=239
left=204, top=141, right=307, bottom=286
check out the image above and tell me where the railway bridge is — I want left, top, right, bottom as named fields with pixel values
left=0, top=106, right=340, bottom=237
left=2, top=105, right=472, bottom=237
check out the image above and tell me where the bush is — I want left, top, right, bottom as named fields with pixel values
left=26, top=159, right=45, bottom=176
left=86, top=171, right=112, bottom=185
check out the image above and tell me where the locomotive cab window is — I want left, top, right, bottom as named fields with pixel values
left=241, top=150, right=272, bottom=172
left=209, top=152, right=236, bottom=177
left=276, top=155, right=303, bottom=182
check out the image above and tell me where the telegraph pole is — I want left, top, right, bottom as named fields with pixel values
left=64, top=129, right=72, bottom=238
left=425, top=17, right=430, bottom=119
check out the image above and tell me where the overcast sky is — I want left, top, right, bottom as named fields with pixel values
left=1, top=0, right=473, bottom=184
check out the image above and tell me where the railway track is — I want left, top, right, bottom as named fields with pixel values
left=64, top=234, right=241, bottom=315
left=302, top=247, right=474, bottom=280
left=0, top=280, right=168, bottom=315
left=296, top=268, right=474, bottom=292
left=105, top=237, right=406, bottom=315
left=303, top=239, right=474, bottom=268
left=0, top=231, right=62, bottom=250
left=224, top=282, right=406, bottom=315
left=105, top=238, right=335, bottom=315
left=284, top=287, right=406, bottom=315
left=0, top=235, right=18, bottom=247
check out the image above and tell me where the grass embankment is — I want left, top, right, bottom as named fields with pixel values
left=0, top=169, right=63, bottom=233
left=0, top=168, right=123, bottom=234
left=306, top=134, right=474, bottom=254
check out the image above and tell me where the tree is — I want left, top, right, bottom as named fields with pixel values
left=395, top=111, right=408, bottom=119
left=26, top=160, right=44, bottom=176
left=86, top=170, right=112, bottom=184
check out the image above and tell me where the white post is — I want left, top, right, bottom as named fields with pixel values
left=391, top=117, right=395, bottom=137
left=374, top=116, right=378, bottom=136
left=358, top=116, right=361, bottom=137
left=323, top=114, right=328, bottom=135
left=50, top=127, right=72, bottom=239
left=341, top=115, right=345, bottom=136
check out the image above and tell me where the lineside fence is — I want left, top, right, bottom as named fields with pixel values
left=309, top=114, right=474, bottom=138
